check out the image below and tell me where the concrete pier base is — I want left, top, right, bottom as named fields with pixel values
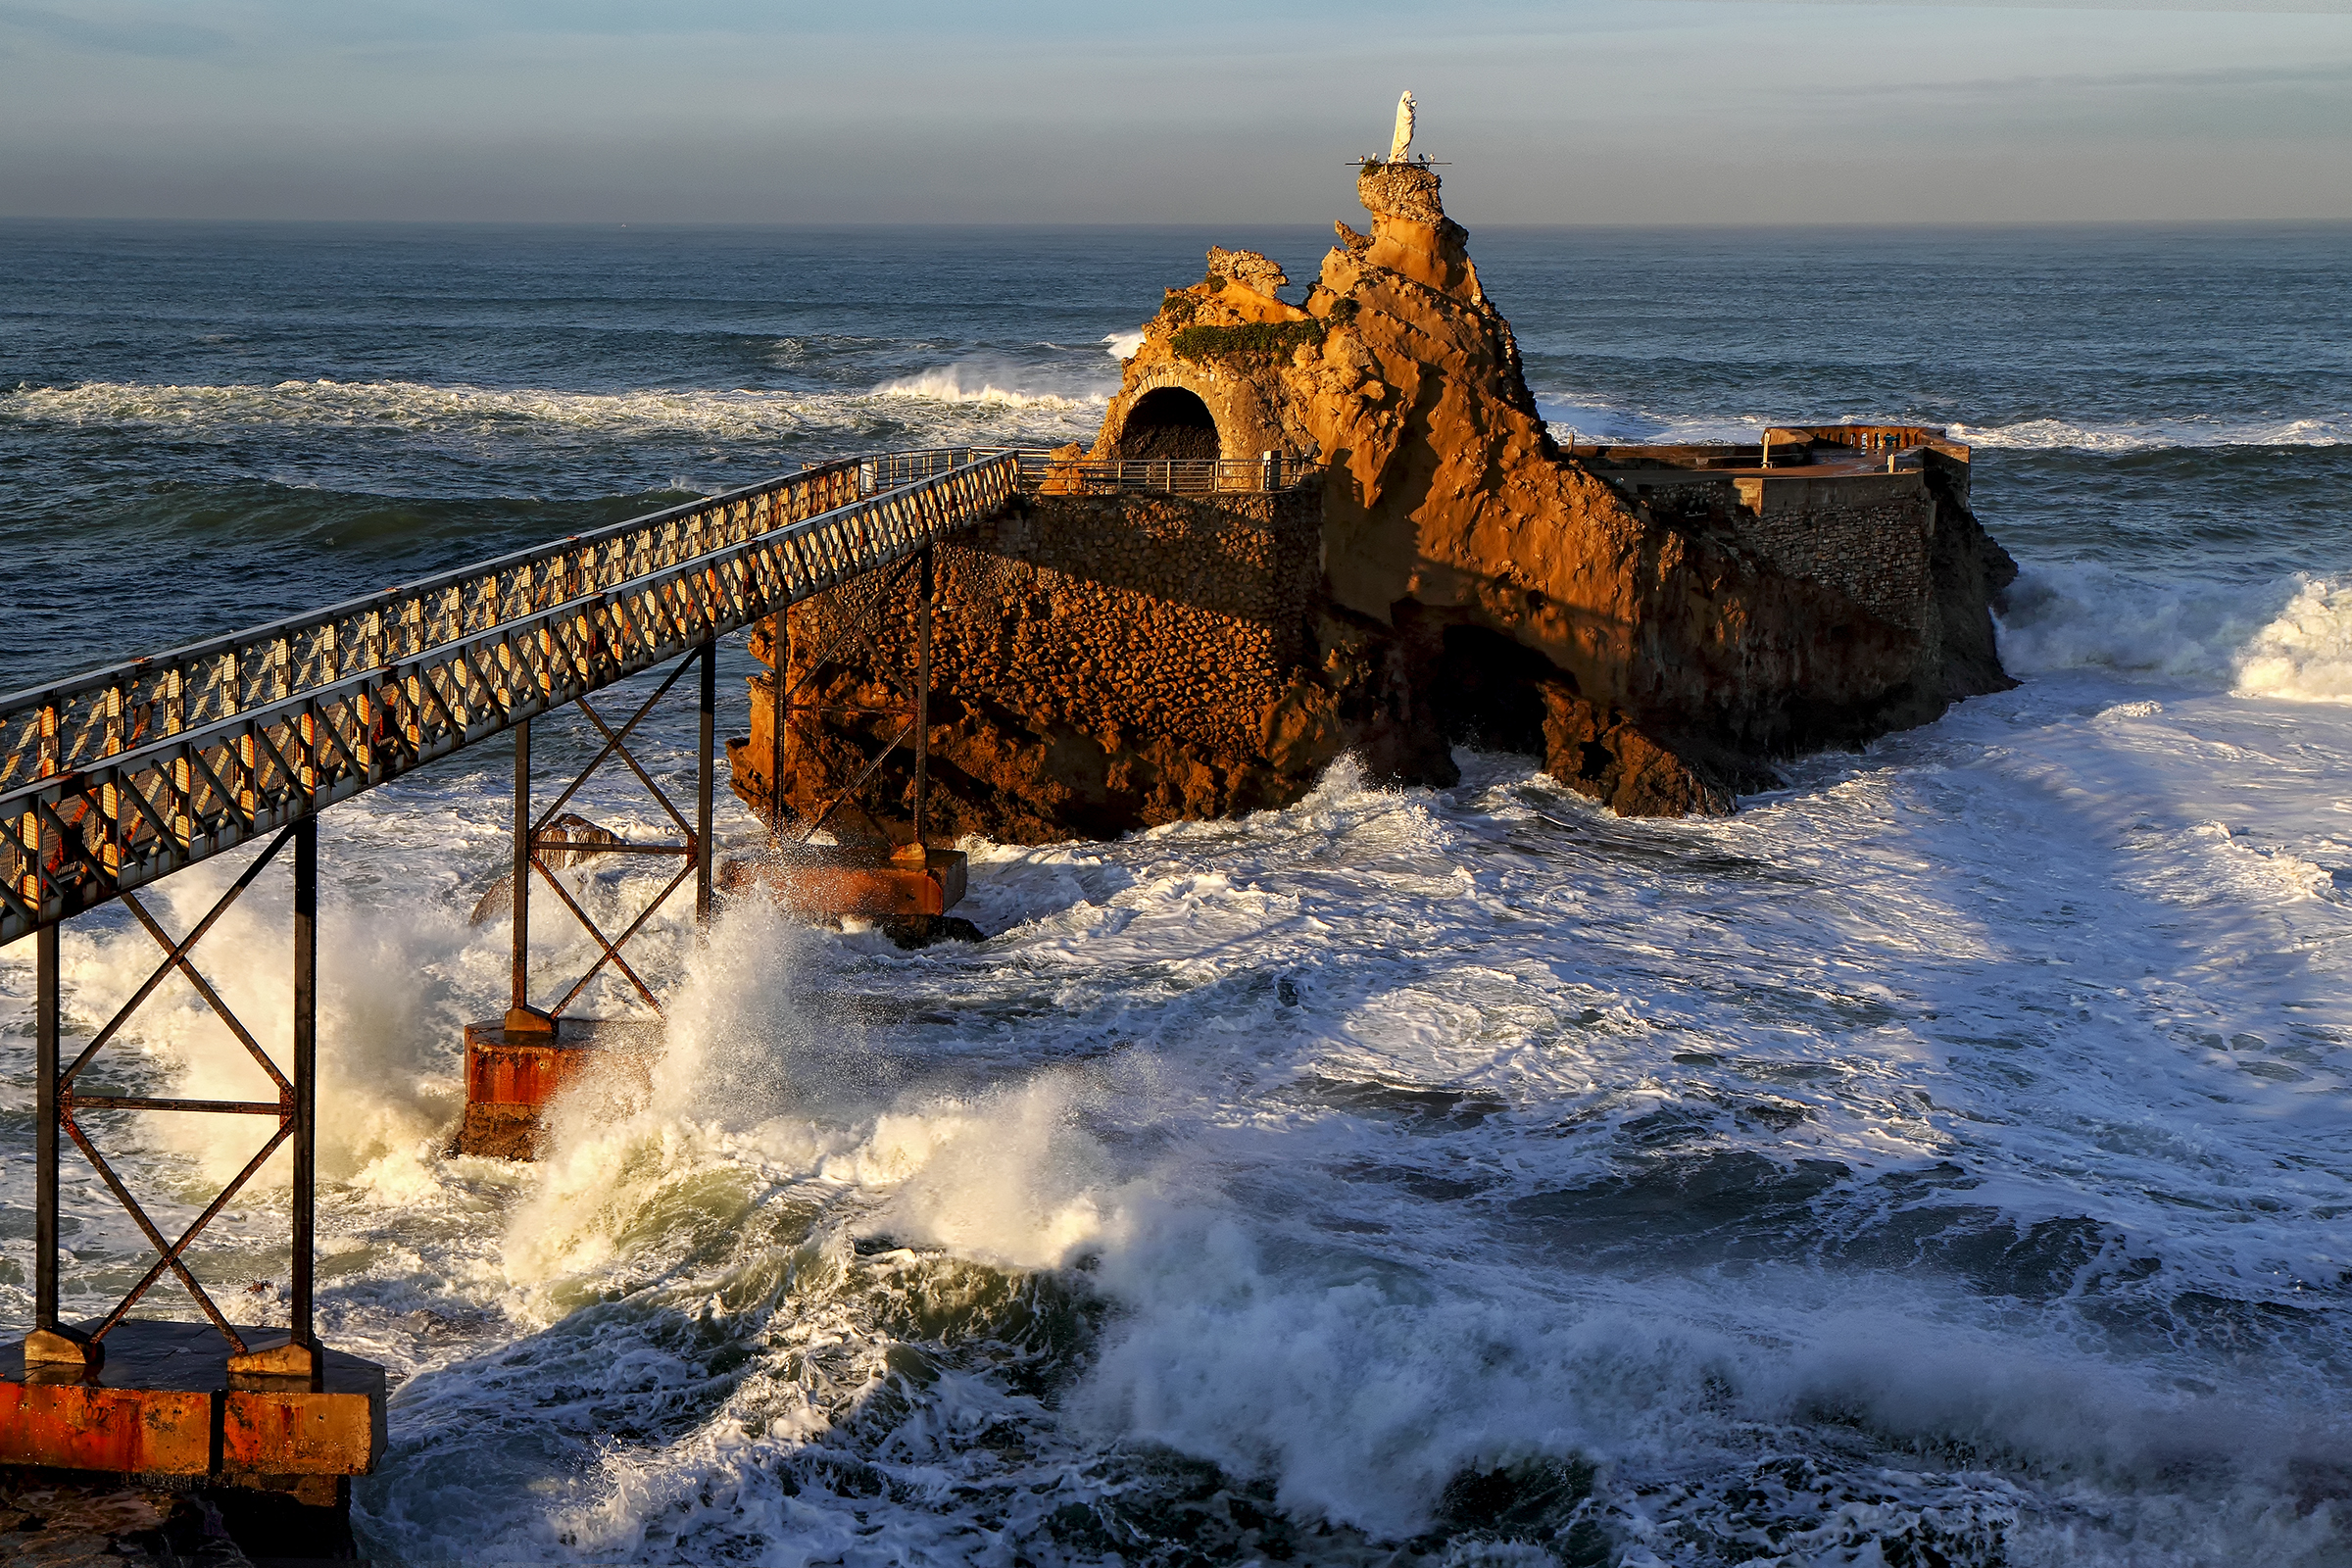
left=454, top=1017, right=661, bottom=1159
left=0, top=1321, right=384, bottom=1504
left=723, top=844, right=968, bottom=917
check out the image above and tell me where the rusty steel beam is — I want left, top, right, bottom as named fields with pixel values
left=506, top=644, right=712, bottom=1026
left=290, top=812, right=317, bottom=1352
left=0, top=453, right=1018, bottom=948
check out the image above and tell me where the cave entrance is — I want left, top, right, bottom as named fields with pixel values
left=1434, top=624, right=1558, bottom=757
left=1116, top=387, right=1221, bottom=463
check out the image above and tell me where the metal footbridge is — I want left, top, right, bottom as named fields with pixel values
left=0, top=443, right=1320, bottom=1490
left=0, top=447, right=1039, bottom=1482
left=0, top=449, right=1022, bottom=943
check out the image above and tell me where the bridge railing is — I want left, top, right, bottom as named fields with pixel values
left=3, top=458, right=841, bottom=795
left=0, top=453, right=1019, bottom=945
left=850, top=447, right=1327, bottom=498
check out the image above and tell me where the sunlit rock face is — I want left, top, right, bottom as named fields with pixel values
left=740, top=165, right=2017, bottom=840
left=1097, top=160, right=2017, bottom=816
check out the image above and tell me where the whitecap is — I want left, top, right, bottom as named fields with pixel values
left=1951, top=414, right=2348, bottom=452
left=1525, top=392, right=2351, bottom=454
left=869, top=359, right=1110, bottom=410
left=0, top=374, right=1110, bottom=454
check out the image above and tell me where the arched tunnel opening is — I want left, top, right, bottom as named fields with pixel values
left=1115, top=387, right=1221, bottom=462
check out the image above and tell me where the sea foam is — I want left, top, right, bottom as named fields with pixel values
left=0, top=373, right=1107, bottom=451
left=2000, top=564, right=2352, bottom=704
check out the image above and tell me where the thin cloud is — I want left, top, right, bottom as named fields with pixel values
left=1835, top=57, right=2352, bottom=95
left=0, top=2, right=232, bottom=57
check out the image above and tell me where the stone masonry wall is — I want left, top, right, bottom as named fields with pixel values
left=1728, top=474, right=1936, bottom=635
left=728, top=487, right=1334, bottom=845
left=953, top=489, right=1324, bottom=754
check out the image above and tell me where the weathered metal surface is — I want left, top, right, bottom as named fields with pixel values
left=0, top=1381, right=212, bottom=1473
left=465, top=1017, right=660, bottom=1107
left=222, top=1386, right=384, bottom=1478
left=0, top=452, right=1019, bottom=948
left=733, top=845, right=968, bottom=918
left=456, top=1017, right=662, bottom=1159
left=0, top=1321, right=385, bottom=1479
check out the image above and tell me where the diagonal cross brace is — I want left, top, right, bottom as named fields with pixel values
left=121, top=890, right=293, bottom=1099
left=67, top=1111, right=293, bottom=1350
left=535, top=850, right=697, bottom=1016
left=60, top=826, right=293, bottom=1086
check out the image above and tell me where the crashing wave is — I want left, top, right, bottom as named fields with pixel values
left=868, top=362, right=1107, bottom=409
left=1999, top=565, right=2352, bottom=703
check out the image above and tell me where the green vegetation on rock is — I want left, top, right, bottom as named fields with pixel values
left=1167, top=318, right=1327, bottom=365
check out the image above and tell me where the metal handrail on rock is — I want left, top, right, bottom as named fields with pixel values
left=836, top=446, right=1326, bottom=497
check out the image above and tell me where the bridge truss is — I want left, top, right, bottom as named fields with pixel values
left=0, top=448, right=1013, bottom=1379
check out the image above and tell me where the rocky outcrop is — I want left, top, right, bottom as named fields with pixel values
left=1094, top=161, right=2016, bottom=814
left=735, top=164, right=2016, bottom=839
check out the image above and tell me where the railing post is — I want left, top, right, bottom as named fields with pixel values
left=289, top=813, right=316, bottom=1349
left=696, top=641, right=714, bottom=921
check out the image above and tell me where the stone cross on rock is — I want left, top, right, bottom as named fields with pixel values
left=1390, top=91, right=1416, bottom=163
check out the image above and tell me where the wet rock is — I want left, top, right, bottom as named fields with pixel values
left=1108, top=160, right=2017, bottom=814
left=0, top=1468, right=359, bottom=1564
left=878, top=913, right=985, bottom=949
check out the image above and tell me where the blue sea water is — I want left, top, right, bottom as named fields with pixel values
left=2, top=215, right=2350, bottom=1565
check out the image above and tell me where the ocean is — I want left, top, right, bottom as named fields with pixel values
left=2, top=217, right=2348, bottom=1565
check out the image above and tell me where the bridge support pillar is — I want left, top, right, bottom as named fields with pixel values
left=7, top=817, right=386, bottom=1495
left=27, top=924, right=95, bottom=1371
left=461, top=640, right=724, bottom=1158
left=506, top=719, right=552, bottom=1037
left=223, top=814, right=316, bottom=1379
left=698, top=638, right=715, bottom=922
left=767, top=611, right=789, bottom=834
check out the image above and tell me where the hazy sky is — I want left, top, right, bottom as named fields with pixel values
left=3, top=0, right=2347, bottom=224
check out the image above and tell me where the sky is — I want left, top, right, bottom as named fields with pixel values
left=1, top=0, right=2348, bottom=224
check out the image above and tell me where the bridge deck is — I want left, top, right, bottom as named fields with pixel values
left=0, top=449, right=1018, bottom=946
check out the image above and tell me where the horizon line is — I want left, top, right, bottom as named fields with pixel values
left=4, top=214, right=2349, bottom=231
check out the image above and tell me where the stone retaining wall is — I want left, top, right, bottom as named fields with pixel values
left=1728, top=472, right=1936, bottom=634
left=728, top=486, right=1331, bottom=844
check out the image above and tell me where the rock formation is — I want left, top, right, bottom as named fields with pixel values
left=1090, top=160, right=2016, bottom=814
left=732, top=162, right=2016, bottom=840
